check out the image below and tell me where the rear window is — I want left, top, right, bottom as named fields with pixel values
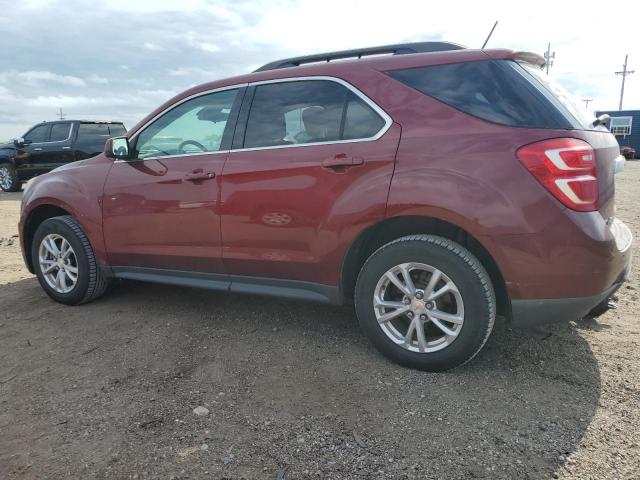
left=108, top=124, right=127, bottom=136
left=388, top=60, right=582, bottom=130
left=78, top=123, right=111, bottom=138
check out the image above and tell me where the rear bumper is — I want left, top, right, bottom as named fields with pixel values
left=510, top=218, right=632, bottom=327
left=511, top=280, right=624, bottom=327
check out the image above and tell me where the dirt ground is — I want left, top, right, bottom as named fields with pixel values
left=1, top=164, right=639, bottom=480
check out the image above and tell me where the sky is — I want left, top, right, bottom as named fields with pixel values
left=0, top=0, right=638, bottom=140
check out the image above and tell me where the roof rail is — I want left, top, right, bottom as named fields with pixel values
left=254, top=41, right=466, bottom=72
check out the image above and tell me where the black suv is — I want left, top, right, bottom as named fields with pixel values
left=0, top=120, right=126, bottom=192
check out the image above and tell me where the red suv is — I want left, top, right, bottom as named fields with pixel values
left=19, top=42, right=633, bottom=371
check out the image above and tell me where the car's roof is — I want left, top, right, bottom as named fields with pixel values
left=33, top=120, right=124, bottom=125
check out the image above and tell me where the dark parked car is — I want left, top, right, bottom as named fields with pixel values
left=19, top=42, right=633, bottom=371
left=621, top=146, right=636, bottom=160
left=0, top=120, right=126, bottom=192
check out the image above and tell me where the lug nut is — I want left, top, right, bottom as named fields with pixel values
left=403, top=297, right=411, bottom=305
left=426, top=302, right=434, bottom=310
left=420, top=314, right=427, bottom=321
left=415, top=291, right=424, bottom=299
left=407, top=311, right=414, bottom=319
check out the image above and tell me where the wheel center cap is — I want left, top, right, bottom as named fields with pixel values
left=412, top=299, right=426, bottom=311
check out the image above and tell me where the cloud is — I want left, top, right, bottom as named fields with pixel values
left=0, top=0, right=638, bottom=139
left=0, top=70, right=86, bottom=87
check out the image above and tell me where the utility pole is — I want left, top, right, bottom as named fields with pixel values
left=582, top=99, right=593, bottom=110
left=543, top=43, right=555, bottom=75
left=615, top=54, right=634, bottom=111
left=57, top=107, right=66, bottom=120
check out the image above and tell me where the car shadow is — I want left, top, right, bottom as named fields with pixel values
left=0, top=277, right=600, bottom=479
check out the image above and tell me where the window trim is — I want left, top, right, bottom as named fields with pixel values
left=123, top=76, right=392, bottom=162
left=234, top=76, right=392, bottom=153
left=25, top=122, right=73, bottom=145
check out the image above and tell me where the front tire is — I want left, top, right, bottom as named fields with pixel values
left=355, top=235, right=495, bottom=371
left=32, top=216, right=110, bottom=305
left=0, top=163, right=21, bottom=192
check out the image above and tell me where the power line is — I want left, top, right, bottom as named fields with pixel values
left=615, top=54, right=634, bottom=111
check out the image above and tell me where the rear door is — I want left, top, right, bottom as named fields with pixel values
left=42, top=121, right=75, bottom=167
left=220, top=78, right=400, bottom=286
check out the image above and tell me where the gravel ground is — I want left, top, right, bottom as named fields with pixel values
left=1, top=164, right=639, bottom=480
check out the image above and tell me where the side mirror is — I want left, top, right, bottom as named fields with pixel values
left=105, top=136, right=130, bottom=160
left=14, top=137, right=26, bottom=148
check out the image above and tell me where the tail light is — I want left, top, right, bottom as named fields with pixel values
left=516, top=138, right=598, bottom=212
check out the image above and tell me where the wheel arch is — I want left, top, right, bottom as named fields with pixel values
left=23, top=204, right=72, bottom=273
left=340, top=215, right=510, bottom=319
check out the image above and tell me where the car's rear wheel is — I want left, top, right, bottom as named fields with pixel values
left=355, top=235, right=495, bottom=371
left=32, top=215, right=110, bottom=305
left=0, top=163, right=21, bottom=192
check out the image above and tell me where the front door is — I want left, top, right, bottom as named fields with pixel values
left=102, top=87, right=242, bottom=273
left=17, top=123, right=52, bottom=175
left=220, top=79, right=400, bottom=286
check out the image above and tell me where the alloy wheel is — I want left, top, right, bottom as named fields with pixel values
left=373, top=262, right=465, bottom=353
left=38, top=234, right=79, bottom=293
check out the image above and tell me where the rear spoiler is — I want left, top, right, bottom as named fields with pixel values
left=513, top=51, right=546, bottom=69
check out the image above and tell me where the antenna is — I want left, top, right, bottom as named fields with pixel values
left=57, top=107, right=66, bottom=120
left=481, top=21, right=498, bottom=49
left=582, top=98, right=593, bottom=109
left=615, top=54, right=634, bottom=111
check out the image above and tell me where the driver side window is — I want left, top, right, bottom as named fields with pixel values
left=135, top=88, right=238, bottom=160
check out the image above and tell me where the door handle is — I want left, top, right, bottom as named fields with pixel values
left=183, top=169, right=215, bottom=182
left=62, top=146, right=71, bottom=150
left=33, top=147, right=43, bottom=151
left=321, top=154, right=364, bottom=169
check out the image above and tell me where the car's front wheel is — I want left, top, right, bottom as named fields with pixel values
left=0, top=163, right=21, bottom=192
left=32, top=215, right=110, bottom=305
left=355, top=235, right=496, bottom=371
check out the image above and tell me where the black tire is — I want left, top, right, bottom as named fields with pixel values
left=355, top=235, right=495, bottom=371
left=0, top=162, right=22, bottom=192
left=32, top=215, right=110, bottom=305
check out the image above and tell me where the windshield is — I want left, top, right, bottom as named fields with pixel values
left=519, top=63, right=597, bottom=129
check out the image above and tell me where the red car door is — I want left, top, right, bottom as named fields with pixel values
left=220, top=79, right=400, bottom=287
left=102, top=87, right=242, bottom=274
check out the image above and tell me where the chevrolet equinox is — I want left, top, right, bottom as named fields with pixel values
left=19, top=42, right=633, bottom=371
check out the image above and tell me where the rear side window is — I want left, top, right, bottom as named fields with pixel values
left=389, top=60, right=578, bottom=129
left=49, top=123, right=71, bottom=141
left=78, top=123, right=111, bottom=138
left=108, top=124, right=127, bottom=136
left=343, top=94, right=386, bottom=140
left=243, top=80, right=387, bottom=149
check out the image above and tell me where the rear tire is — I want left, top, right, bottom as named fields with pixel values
left=355, top=235, right=495, bottom=371
left=0, top=163, right=21, bottom=192
left=32, top=215, right=110, bottom=305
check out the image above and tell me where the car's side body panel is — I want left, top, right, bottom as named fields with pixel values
left=220, top=123, right=401, bottom=285
left=19, top=155, right=114, bottom=269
